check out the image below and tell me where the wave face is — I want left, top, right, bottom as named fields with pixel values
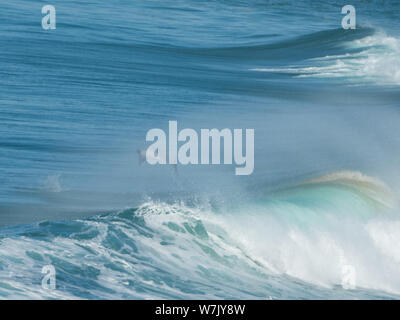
left=1, top=0, right=400, bottom=299
left=1, top=172, right=400, bottom=299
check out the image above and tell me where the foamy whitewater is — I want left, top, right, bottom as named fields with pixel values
left=1, top=0, right=400, bottom=299
left=252, top=31, right=400, bottom=85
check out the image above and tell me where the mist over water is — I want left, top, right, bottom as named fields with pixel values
left=1, top=0, right=400, bottom=299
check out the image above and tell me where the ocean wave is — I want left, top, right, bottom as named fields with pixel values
left=1, top=171, right=400, bottom=299
left=251, top=30, right=400, bottom=86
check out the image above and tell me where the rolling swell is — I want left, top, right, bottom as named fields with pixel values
left=181, top=28, right=375, bottom=62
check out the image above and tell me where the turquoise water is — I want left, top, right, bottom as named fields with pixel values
left=1, top=0, right=400, bottom=299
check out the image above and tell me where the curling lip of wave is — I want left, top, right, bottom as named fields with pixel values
left=268, top=170, right=397, bottom=211
left=299, top=170, right=397, bottom=209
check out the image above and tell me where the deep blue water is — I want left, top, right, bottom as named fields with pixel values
left=1, top=0, right=400, bottom=299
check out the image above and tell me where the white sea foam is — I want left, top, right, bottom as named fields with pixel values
left=252, top=32, right=400, bottom=86
left=1, top=172, right=400, bottom=299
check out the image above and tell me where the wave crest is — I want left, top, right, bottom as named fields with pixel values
left=251, top=31, right=400, bottom=86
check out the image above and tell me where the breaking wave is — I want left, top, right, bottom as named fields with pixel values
left=1, top=171, right=400, bottom=299
left=251, top=30, right=400, bottom=86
